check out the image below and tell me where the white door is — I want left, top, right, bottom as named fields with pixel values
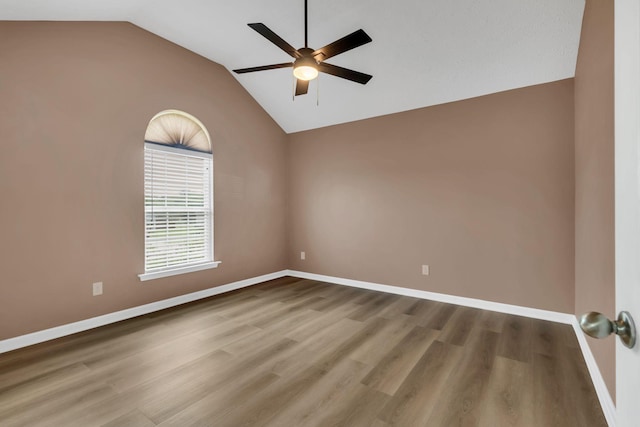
left=615, top=0, right=640, bottom=426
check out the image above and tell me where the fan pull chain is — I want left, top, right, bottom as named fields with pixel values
left=316, top=74, right=320, bottom=106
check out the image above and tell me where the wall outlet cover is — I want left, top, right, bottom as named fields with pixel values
left=92, top=282, right=103, bottom=296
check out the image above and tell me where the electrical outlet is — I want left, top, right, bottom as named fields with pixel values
left=92, top=282, right=103, bottom=296
left=422, top=265, right=430, bottom=276
left=301, top=251, right=306, bottom=260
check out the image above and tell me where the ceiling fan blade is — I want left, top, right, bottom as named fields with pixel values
left=318, top=63, right=372, bottom=84
left=312, top=29, right=372, bottom=62
left=295, top=79, right=309, bottom=96
left=248, top=23, right=301, bottom=58
left=233, top=62, right=293, bottom=74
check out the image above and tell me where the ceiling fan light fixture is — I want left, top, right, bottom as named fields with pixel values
left=293, top=57, right=319, bottom=81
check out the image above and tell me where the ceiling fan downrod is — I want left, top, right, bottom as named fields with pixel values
left=304, top=0, right=308, bottom=48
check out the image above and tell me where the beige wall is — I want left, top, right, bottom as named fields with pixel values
left=0, top=22, right=288, bottom=340
left=288, top=80, right=575, bottom=313
left=574, top=0, right=615, bottom=399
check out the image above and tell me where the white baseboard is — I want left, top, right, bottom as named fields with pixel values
left=0, top=270, right=288, bottom=354
left=569, top=320, right=617, bottom=427
left=286, top=269, right=616, bottom=426
left=286, top=270, right=575, bottom=323
left=0, top=268, right=616, bottom=427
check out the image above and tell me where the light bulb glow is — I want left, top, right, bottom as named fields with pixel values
left=293, top=65, right=318, bottom=81
left=292, top=55, right=319, bottom=81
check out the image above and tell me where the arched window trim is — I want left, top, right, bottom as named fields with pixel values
left=144, top=109, right=213, bottom=154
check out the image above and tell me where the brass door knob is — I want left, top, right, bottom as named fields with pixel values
left=579, top=311, right=636, bottom=349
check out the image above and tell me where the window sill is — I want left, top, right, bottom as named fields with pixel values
left=138, top=261, right=221, bottom=282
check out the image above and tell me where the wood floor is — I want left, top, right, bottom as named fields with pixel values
left=0, top=277, right=606, bottom=427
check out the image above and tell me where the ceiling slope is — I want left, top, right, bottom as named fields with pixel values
left=1, top=0, right=585, bottom=133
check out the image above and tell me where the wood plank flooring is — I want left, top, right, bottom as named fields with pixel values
left=0, top=277, right=607, bottom=426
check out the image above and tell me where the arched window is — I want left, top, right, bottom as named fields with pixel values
left=139, top=110, right=219, bottom=281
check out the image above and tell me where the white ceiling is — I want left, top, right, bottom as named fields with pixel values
left=1, top=0, right=585, bottom=133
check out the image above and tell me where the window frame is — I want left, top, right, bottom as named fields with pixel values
left=138, top=142, right=219, bottom=282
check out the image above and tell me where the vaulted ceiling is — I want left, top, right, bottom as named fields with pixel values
left=1, top=0, right=585, bottom=133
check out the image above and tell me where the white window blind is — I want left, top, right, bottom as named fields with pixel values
left=144, top=143, right=213, bottom=273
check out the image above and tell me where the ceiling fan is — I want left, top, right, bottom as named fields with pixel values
left=233, top=0, right=373, bottom=96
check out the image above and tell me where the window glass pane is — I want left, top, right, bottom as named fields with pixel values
left=144, top=144, right=213, bottom=272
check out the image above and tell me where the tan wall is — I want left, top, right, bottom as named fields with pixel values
left=0, top=22, right=288, bottom=340
left=288, top=80, right=575, bottom=313
left=574, top=0, right=615, bottom=399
